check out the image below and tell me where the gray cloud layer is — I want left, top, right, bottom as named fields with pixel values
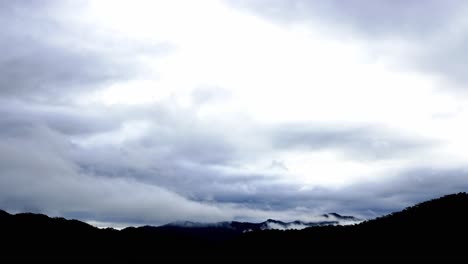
left=0, top=0, right=169, bottom=102
left=1, top=0, right=467, bottom=226
left=270, top=123, right=432, bottom=160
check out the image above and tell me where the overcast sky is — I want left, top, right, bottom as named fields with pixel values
left=2, top=0, right=468, bottom=227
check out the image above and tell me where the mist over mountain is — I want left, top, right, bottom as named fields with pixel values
left=1, top=193, right=468, bottom=260
left=164, top=212, right=361, bottom=230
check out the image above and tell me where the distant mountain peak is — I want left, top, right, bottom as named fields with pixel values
left=165, top=220, right=231, bottom=228
left=265, top=219, right=285, bottom=224
left=323, top=213, right=361, bottom=221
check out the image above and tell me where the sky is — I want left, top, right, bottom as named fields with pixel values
left=2, top=0, right=468, bottom=227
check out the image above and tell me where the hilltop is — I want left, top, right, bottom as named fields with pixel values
left=1, top=193, right=467, bottom=260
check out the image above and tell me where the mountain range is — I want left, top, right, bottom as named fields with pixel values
left=162, top=212, right=361, bottom=231
left=1, top=192, right=468, bottom=260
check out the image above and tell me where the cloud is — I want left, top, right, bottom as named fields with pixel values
left=0, top=89, right=450, bottom=223
left=270, top=123, right=433, bottom=160
left=1, top=108, right=467, bottom=224
left=0, top=123, right=280, bottom=225
left=230, top=0, right=463, bottom=37
left=1, top=0, right=468, bottom=228
left=230, top=0, right=468, bottom=91
left=0, top=99, right=124, bottom=136
left=0, top=0, right=170, bottom=102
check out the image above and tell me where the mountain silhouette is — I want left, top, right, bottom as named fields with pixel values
left=1, top=192, right=468, bottom=260
left=162, top=214, right=360, bottom=231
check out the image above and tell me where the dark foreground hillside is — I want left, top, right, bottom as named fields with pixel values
left=1, top=193, right=468, bottom=261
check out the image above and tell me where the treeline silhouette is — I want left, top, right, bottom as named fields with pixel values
left=1, top=193, right=468, bottom=260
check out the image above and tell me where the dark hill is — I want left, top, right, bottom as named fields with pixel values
left=1, top=193, right=468, bottom=260
left=234, top=192, right=468, bottom=260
